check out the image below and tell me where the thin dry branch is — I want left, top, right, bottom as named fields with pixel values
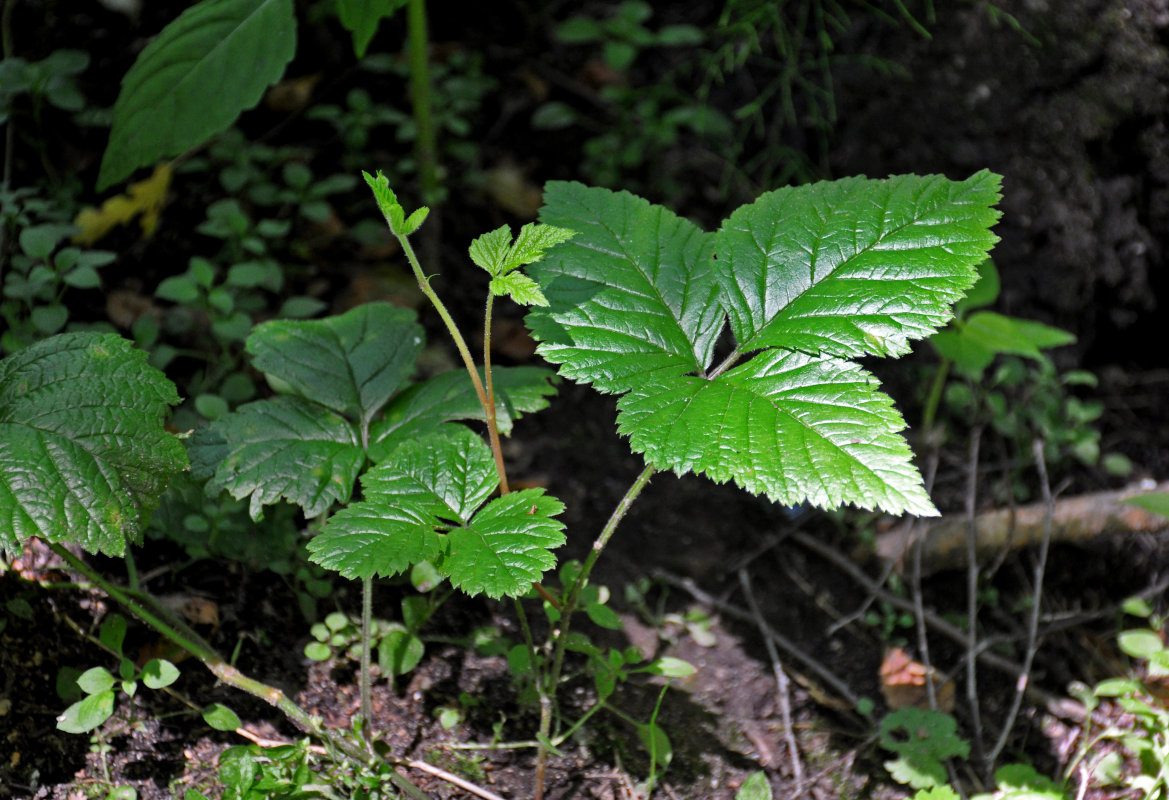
left=873, top=480, right=1169, bottom=573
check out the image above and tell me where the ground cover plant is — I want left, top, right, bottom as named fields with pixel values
left=3, top=1, right=1169, bottom=799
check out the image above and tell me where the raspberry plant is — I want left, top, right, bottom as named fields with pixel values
left=0, top=168, right=1001, bottom=798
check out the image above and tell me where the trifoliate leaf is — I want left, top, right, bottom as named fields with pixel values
left=246, top=303, right=423, bottom=420
left=0, top=333, right=186, bottom=557
left=370, top=366, right=557, bottom=459
left=490, top=271, right=549, bottom=306
left=469, top=223, right=576, bottom=279
left=528, top=182, right=724, bottom=394
left=528, top=174, right=1001, bottom=516
left=446, top=490, right=566, bottom=598
left=717, top=171, right=1001, bottom=359
left=307, top=428, right=498, bottom=581
left=206, top=397, right=363, bottom=520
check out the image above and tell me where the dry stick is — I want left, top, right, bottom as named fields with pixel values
left=986, top=439, right=1056, bottom=768
left=406, top=760, right=509, bottom=800
left=738, top=568, right=806, bottom=788
left=654, top=569, right=861, bottom=708
left=964, top=428, right=988, bottom=773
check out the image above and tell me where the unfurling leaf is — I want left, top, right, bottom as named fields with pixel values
left=528, top=174, right=1002, bottom=516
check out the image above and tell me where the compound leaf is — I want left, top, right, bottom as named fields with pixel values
left=98, top=0, right=296, bottom=190
left=0, top=333, right=186, bottom=557
left=206, top=396, right=363, bottom=520
left=307, top=428, right=498, bottom=581
left=529, top=173, right=1001, bottom=516
left=717, top=171, right=1001, bottom=358
left=527, top=182, right=723, bottom=394
left=247, top=302, right=423, bottom=421
left=447, top=490, right=566, bottom=599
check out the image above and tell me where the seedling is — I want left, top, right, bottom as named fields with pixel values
left=1, top=166, right=1001, bottom=797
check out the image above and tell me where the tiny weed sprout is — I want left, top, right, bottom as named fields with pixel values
left=0, top=165, right=1002, bottom=797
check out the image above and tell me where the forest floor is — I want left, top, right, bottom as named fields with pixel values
left=3, top=1, right=1169, bottom=799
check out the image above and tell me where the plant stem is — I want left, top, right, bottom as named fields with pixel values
left=534, top=463, right=656, bottom=799
left=48, top=543, right=431, bottom=800
left=397, top=232, right=509, bottom=493
left=407, top=0, right=437, bottom=208
left=360, top=575, right=373, bottom=741
left=482, top=292, right=505, bottom=493
left=922, top=357, right=952, bottom=433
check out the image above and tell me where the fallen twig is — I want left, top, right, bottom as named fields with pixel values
left=872, top=480, right=1169, bottom=573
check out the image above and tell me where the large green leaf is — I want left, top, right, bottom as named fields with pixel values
left=717, top=172, right=1001, bottom=359
left=527, top=182, right=724, bottom=394
left=308, top=428, right=565, bottom=596
left=247, top=303, right=423, bottom=421
left=207, top=397, right=363, bottom=520
left=529, top=174, right=1002, bottom=515
left=617, top=349, right=935, bottom=516
left=0, top=333, right=186, bottom=556
left=97, top=0, right=297, bottom=190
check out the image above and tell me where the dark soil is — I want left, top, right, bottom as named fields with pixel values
left=3, top=1, right=1169, bottom=799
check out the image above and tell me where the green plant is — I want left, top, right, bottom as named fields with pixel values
left=1, top=164, right=1001, bottom=798
left=1066, top=597, right=1169, bottom=799
left=0, top=219, right=116, bottom=353
left=921, top=258, right=1124, bottom=491
left=879, top=707, right=970, bottom=790
left=56, top=614, right=182, bottom=735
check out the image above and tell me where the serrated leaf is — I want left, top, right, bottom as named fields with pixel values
left=490, top=271, right=549, bottom=307
left=508, top=223, right=577, bottom=271
left=446, top=490, right=565, bottom=599
left=246, top=302, right=423, bottom=420
left=98, top=0, right=296, bottom=190
left=529, top=174, right=1001, bottom=516
left=717, top=171, right=1001, bottom=358
left=308, top=428, right=498, bottom=580
left=617, top=349, right=937, bottom=515
left=528, top=182, right=724, bottom=394
left=469, top=225, right=513, bottom=276
left=0, top=333, right=186, bottom=557
left=370, top=366, right=557, bottom=458
left=206, top=396, right=364, bottom=520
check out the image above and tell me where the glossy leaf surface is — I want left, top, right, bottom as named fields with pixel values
left=529, top=174, right=1002, bottom=515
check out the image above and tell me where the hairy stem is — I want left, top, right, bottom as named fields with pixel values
left=482, top=292, right=508, bottom=494
left=534, top=464, right=656, bottom=799
left=360, top=576, right=373, bottom=740
left=397, top=231, right=509, bottom=492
